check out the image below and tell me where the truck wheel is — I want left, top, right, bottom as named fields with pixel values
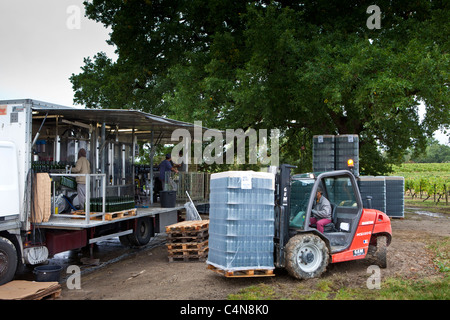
left=0, top=237, right=18, bottom=285
left=285, top=234, right=329, bottom=280
left=372, top=235, right=387, bottom=268
left=127, top=217, right=154, bottom=246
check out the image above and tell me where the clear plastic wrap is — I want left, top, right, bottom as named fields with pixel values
left=184, top=191, right=201, bottom=221
left=206, top=171, right=275, bottom=271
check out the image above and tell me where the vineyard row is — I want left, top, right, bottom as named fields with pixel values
left=404, top=177, right=450, bottom=204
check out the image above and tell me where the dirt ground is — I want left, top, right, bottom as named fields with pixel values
left=59, top=209, right=449, bottom=300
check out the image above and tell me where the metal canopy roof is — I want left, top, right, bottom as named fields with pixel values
left=3, top=99, right=218, bottom=145
left=34, top=107, right=197, bottom=143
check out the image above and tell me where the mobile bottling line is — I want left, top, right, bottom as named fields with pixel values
left=0, top=99, right=209, bottom=284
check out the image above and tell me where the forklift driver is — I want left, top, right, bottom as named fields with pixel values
left=310, top=187, right=332, bottom=233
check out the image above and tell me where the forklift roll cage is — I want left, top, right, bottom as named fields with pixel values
left=274, top=165, right=365, bottom=268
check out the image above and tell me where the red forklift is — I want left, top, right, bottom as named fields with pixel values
left=274, top=165, right=392, bottom=279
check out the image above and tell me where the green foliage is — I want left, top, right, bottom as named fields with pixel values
left=392, top=163, right=450, bottom=203
left=71, top=0, right=450, bottom=174
left=408, top=139, right=450, bottom=163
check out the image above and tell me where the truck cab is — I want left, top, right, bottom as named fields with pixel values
left=0, top=112, right=26, bottom=285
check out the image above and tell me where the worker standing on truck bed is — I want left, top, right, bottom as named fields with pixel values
left=71, top=148, right=91, bottom=210
left=310, top=187, right=332, bottom=233
left=159, top=153, right=178, bottom=183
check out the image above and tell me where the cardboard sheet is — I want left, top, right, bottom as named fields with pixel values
left=0, top=280, right=60, bottom=300
left=31, top=173, right=52, bottom=223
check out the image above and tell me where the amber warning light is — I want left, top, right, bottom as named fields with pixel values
left=347, top=159, right=354, bottom=167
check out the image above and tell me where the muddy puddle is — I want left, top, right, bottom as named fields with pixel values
left=406, top=207, right=447, bottom=218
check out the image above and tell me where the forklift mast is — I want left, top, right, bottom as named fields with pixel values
left=274, top=164, right=296, bottom=268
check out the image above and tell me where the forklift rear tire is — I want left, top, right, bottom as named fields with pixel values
left=0, top=237, right=18, bottom=285
left=285, top=234, right=329, bottom=280
left=372, top=235, right=387, bottom=268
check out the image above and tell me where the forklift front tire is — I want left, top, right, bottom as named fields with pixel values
left=285, top=233, right=329, bottom=280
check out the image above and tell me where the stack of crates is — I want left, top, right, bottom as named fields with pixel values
left=358, top=176, right=386, bottom=213
left=312, top=134, right=359, bottom=176
left=60, top=176, right=77, bottom=189
left=207, top=171, right=275, bottom=273
left=311, top=134, right=404, bottom=217
left=335, top=134, right=359, bottom=177
left=313, top=135, right=335, bottom=173
left=385, top=176, right=405, bottom=218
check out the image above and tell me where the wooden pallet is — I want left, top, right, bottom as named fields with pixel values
left=166, top=220, right=210, bottom=262
left=168, top=251, right=209, bottom=263
left=169, top=247, right=208, bottom=256
left=35, top=289, right=62, bottom=300
left=166, top=240, right=209, bottom=251
left=166, top=229, right=209, bottom=242
left=103, top=208, right=137, bottom=221
left=165, top=220, right=209, bottom=233
left=167, top=241, right=209, bottom=262
left=71, top=208, right=137, bottom=221
left=207, top=264, right=275, bottom=278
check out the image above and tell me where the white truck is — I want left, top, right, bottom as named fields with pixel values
left=0, top=99, right=200, bottom=285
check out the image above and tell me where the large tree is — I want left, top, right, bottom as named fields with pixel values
left=71, top=0, right=449, bottom=174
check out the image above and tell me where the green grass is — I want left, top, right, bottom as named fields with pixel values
left=227, top=275, right=450, bottom=300
left=227, top=237, right=450, bottom=300
left=378, top=276, right=450, bottom=300
left=427, top=237, right=450, bottom=273
left=227, top=284, right=277, bottom=300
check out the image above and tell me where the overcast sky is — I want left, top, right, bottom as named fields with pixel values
left=0, top=1, right=447, bottom=144
left=0, top=0, right=117, bottom=106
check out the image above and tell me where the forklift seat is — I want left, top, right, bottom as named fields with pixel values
left=323, top=203, right=338, bottom=233
left=310, top=203, right=337, bottom=232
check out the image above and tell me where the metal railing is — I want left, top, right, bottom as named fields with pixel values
left=164, top=172, right=210, bottom=201
left=50, top=173, right=106, bottom=224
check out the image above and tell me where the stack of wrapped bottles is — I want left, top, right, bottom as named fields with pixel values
left=207, top=171, right=275, bottom=274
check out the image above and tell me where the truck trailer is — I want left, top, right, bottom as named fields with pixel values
left=0, top=99, right=205, bottom=285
